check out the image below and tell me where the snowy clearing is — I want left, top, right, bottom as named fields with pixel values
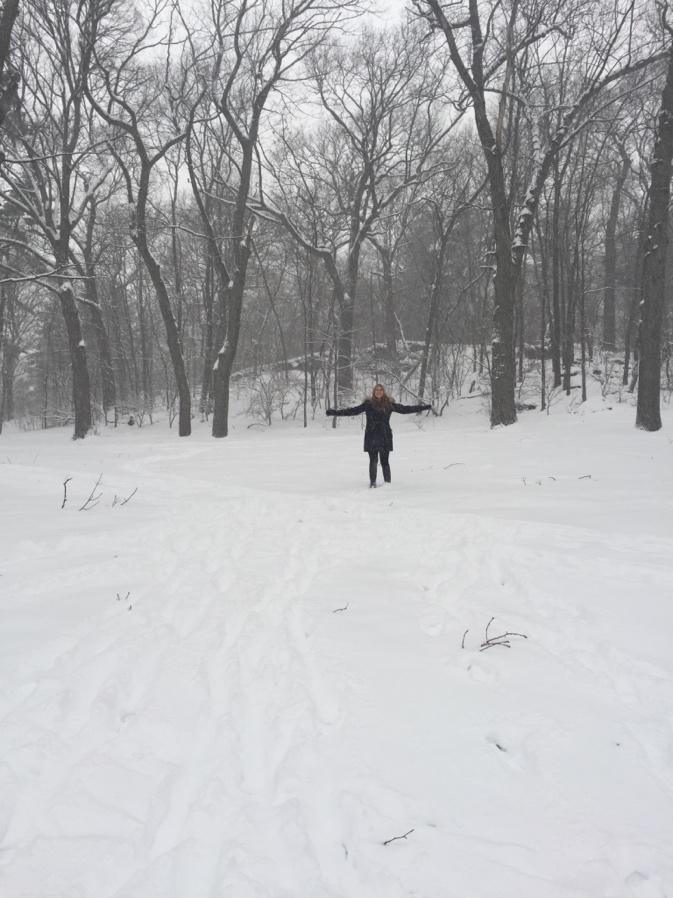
left=1, top=398, right=672, bottom=898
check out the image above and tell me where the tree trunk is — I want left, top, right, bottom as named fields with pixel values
left=199, top=250, right=215, bottom=419
left=84, top=282, right=116, bottom=422
left=636, top=42, right=673, bottom=431
left=59, top=287, right=92, bottom=439
left=0, top=0, right=19, bottom=127
left=551, top=167, right=563, bottom=387
left=212, top=278, right=245, bottom=437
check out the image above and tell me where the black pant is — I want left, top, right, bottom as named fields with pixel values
left=368, top=450, right=390, bottom=484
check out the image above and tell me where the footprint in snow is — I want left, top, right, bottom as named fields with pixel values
left=624, top=870, right=667, bottom=898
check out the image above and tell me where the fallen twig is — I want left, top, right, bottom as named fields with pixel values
left=479, top=616, right=528, bottom=652
left=332, top=604, right=349, bottom=613
left=79, top=474, right=103, bottom=511
left=383, top=829, right=415, bottom=846
left=61, top=477, right=72, bottom=509
left=113, top=487, right=138, bottom=507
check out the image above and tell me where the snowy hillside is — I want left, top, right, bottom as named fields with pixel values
left=1, top=397, right=672, bottom=898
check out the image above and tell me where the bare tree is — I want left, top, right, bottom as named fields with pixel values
left=257, top=24, right=450, bottom=400
left=181, top=0, right=358, bottom=437
left=82, top=0, right=195, bottom=435
left=0, top=0, right=111, bottom=437
left=416, top=0, right=664, bottom=426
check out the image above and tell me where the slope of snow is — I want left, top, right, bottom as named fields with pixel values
left=1, top=397, right=672, bottom=898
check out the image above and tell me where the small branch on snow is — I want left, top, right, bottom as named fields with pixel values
left=61, top=477, right=72, bottom=509
left=479, top=616, right=528, bottom=652
left=79, top=474, right=103, bottom=511
left=383, top=829, right=415, bottom=846
left=332, top=604, right=349, bottom=613
left=112, top=487, right=138, bottom=507
left=461, top=628, right=469, bottom=649
left=578, top=474, right=592, bottom=480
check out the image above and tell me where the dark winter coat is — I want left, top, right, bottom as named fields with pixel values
left=327, top=399, right=430, bottom=452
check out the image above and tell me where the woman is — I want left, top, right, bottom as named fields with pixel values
left=326, top=384, right=431, bottom=487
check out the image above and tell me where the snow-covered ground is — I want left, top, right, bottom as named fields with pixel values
left=1, top=396, right=672, bottom=898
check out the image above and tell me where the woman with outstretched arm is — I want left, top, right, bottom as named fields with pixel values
left=326, top=383, right=431, bottom=487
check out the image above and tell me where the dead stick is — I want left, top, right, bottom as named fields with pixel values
left=79, top=473, right=103, bottom=511
left=383, top=829, right=415, bottom=846
left=61, top=477, right=72, bottom=509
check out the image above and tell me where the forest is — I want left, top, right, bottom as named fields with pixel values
left=0, top=0, right=672, bottom=439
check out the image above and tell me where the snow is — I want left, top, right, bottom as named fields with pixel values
left=1, top=397, right=672, bottom=898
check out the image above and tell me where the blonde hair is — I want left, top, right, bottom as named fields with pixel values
left=368, top=383, right=392, bottom=407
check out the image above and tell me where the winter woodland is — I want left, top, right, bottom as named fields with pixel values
left=1, top=1, right=673, bottom=897
left=1, top=0, right=672, bottom=433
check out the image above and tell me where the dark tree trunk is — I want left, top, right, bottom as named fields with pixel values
left=212, top=277, right=246, bottom=438
left=2, top=344, right=20, bottom=420
left=59, top=287, right=92, bottom=438
left=636, top=41, right=673, bottom=431
left=83, top=278, right=115, bottom=421
left=0, top=0, right=19, bottom=128
left=199, top=250, right=215, bottom=419
left=211, top=140, right=253, bottom=438
left=551, top=168, right=563, bottom=387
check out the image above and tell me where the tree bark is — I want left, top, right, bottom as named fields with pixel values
left=0, top=0, right=19, bottom=127
left=636, top=41, right=673, bottom=431
left=59, top=286, right=92, bottom=438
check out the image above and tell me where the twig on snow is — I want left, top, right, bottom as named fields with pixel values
left=383, top=829, right=415, bottom=846
left=112, top=487, right=138, bottom=507
left=61, top=477, right=72, bottom=509
left=332, top=604, right=349, bottom=613
left=461, top=628, right=469, bottom=649
left=79, top=474, right=103, bottom=511
left=479, top=616, right=528, bottom=651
